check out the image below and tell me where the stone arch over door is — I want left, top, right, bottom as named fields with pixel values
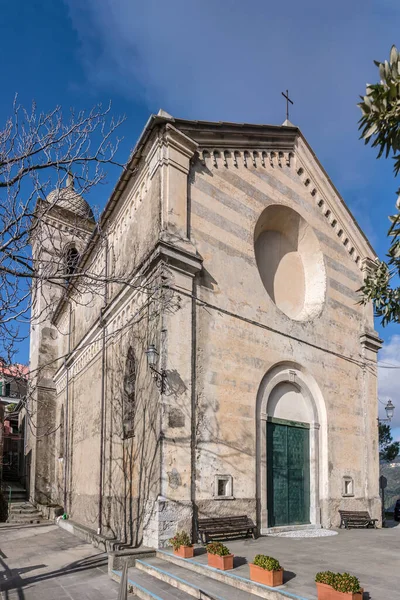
left=256, top=362, right=327, bottom=533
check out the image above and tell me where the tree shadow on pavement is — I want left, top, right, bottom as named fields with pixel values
left=0, top=553, right=108, bottom=597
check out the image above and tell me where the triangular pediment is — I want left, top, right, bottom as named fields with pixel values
left=171, top=118, right=376, bottom=268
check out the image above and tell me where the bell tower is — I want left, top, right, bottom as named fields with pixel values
left=27, top=179, right=95, bottom=503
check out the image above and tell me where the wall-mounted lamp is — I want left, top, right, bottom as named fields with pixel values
left=378, top=399, right=395, bottom=425
left=145, top=344, right=166, bottom=393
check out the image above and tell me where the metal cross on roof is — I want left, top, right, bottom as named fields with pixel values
left=281, top=89, right=294, bottom=121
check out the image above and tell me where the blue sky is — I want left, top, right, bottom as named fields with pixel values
left=2, top=0, right=400, bottom=435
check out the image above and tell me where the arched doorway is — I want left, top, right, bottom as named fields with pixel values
left=256, top=364, right=327, bottom=533
left=267, top=383, right=311, bottom=527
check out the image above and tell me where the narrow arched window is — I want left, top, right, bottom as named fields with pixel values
left=65, top=247, right=79, bottom=281
left=123, top=347, right=136, bottom=438
left=59, top=405, right=64, bottom=459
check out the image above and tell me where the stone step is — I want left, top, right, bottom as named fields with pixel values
left=9, top=506, right=39, bottom=515
left=6, top=519, right=42, bottom=525
left=112, top=551, right=308, bottom=600
left=7, top=501, right=43, bottom=524
left=136, top=556, right=258, bottom=600
left=7, top=515, right=41, bottom=524
left=8, top=509, right=41, bottom=517
left=156, top=550, right=307, bottom=600
left=9, top=494, right=27, bottom=502
left=118, top=566, right=194, bottom=600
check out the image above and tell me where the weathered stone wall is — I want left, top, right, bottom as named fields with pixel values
left=66, top=353, right=102, bottom=529
left=188, top=146, right=379, bottom=528
left=101, top=321, right=162, bottom=547
left=71, top=131, right=162, bottom=346
left=52, top=267, right=164, bottom=545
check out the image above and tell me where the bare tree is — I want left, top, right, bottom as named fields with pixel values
left=0, top=97, right=125, bottom=364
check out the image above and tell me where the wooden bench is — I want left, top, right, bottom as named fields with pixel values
left=339, top=510, right=378, bottom=529
left=197, top=515, right=256, bottom=544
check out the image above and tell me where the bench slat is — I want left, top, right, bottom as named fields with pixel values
left=339, top=509, right=377, bottom=529
left=197, top=514, right=256, bottom=543
left=199, top=522, right=254, bottom=530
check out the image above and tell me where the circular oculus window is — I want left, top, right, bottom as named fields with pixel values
left=254, top=205, right=326, bottom=321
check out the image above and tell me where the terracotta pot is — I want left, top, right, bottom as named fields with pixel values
left=249, top=563, right=284, bottom=586
left=207, top=553, right=234, bottom=570
left=316, top=582, right=363, bottom=600
left=173, top=546, right=194, bottom=558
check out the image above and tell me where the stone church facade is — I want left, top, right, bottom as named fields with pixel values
left=27, top=111, right=382, bottom=548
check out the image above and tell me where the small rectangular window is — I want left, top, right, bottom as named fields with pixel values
left=218, top=478, right=228, bottom=497
left=214, top=475, right=233, bottom=499
left=342, top=476, right=354, bottom=497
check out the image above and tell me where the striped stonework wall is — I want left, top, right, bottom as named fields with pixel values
left=188, top=145, right=379, bottom=529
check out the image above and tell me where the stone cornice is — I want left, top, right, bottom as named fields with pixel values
left=143, top=238, right=203, bottom=279
left=174, top=119, right=298, bottom=151
left=361, top=257, right=378, bottom=278
left=163, top=124, right=199, bottom=160
left=360, top=331, right=383, bottom=353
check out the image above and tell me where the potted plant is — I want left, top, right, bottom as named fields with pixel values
left=169, top=531, right=194, bottom=558
left=249, top=554, right=283, bottom=586
left=206, top=541, right=234, bottom=570
left=315, top=571, right=363, bottom=599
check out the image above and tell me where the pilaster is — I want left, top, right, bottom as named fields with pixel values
left=360, top=330, right=383, bottom=525
left=143, top=241, right=202, bottom=547
left=147, top=124, right=198, bottom=241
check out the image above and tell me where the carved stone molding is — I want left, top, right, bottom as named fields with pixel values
left=360, top=331, right=383, bottom=354
left=361, top=257, right=378, bottom=278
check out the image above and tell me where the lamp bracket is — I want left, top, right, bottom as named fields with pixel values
left=150, top=365, right=167, bottom=393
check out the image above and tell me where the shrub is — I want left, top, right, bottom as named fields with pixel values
left=315, top=571, right=361, bottom=593
left=333, top=573, right=361, bottom=593
left=253, top=554, right=281, bottom=571
left=206, top=541, right=231, bottom=556
left=315, top=571, right=336, bottom=587
left=169, top=531, right=192, bottom=551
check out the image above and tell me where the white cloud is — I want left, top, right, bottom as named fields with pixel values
left=63, top=0, right=400, bottom=223
left=378, top=335, right=400, bottom=441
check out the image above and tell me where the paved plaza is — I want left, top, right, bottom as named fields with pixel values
left=0, top=521, right=398, bottom=599
left=0, top=523, right=120, bottom=599
left=191, top=522, right=399, bottom=599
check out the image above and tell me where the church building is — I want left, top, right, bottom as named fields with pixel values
left=27, top=111, right=382, bottom=548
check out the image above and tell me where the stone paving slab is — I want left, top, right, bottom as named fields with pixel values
left=189, top=524, right=400, bottom=600
left=0, top=523, right=123, bottom=599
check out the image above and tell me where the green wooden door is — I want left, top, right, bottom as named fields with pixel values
left=267, top=419, right=310, bottom=527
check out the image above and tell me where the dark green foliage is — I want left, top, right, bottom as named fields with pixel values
left=169, top=531, right=192, bottom=550
left=358, top=45, right=400, bottom=325
left=206, top=541, right=231, bottom=556
left=315, top=571, right=361, bottom=593
left=253, top=554, right=281, bottom=571
left=380, top=459, right=400, bottom=509
left=315, top=571, right=336, bottom=586
left=379, top=423, right=400, bottom=462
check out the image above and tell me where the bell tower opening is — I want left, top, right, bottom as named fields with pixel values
left=65, top=246, right=79, bottom=281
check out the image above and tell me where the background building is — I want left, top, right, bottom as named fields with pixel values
left=0, top=362, right=28, bottom=492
